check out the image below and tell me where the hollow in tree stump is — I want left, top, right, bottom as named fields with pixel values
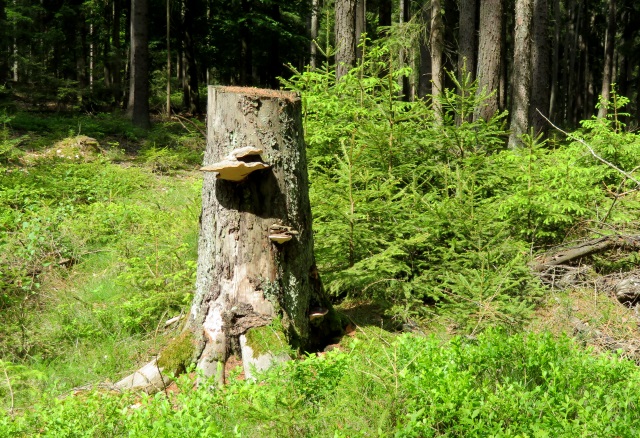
left=186, top=86, right=341, bottom=382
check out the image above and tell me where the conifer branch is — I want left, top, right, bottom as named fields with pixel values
left=536, top=109, right=640, bottom=188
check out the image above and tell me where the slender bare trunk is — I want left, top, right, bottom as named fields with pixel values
left=126, top=0, right=151, bottom=129
left=430, top=0, right=443, bottom=122
left=166, top=0, right=171, bottom=116
left=530, top=0, right=549, bottom=133
left=309, top=0, right=319, bottom=69
left=549, top=0, right=560, bottom=120
left=355, top=0, right=365, bottom=61
left=597, top=0, right=616, bottom=119
left=509, top=0, right=533, bottom=148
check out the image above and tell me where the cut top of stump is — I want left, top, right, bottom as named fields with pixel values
left=214, top=86, right=300, bottom=103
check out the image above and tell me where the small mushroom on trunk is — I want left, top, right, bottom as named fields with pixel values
left=268, top=224, right=299, bottom=244
left=269, top=234, right=293, bottom=244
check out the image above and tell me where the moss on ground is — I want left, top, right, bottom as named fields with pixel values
left=244, top=319, right=290, bottom=358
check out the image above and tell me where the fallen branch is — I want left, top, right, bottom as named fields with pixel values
left=532, top=234, right=640, bottom=272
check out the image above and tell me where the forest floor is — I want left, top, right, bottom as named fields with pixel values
left=3, top=110, right=640, bottom=435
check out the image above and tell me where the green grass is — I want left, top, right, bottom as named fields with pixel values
left=1, top=111, right=204, bottom=410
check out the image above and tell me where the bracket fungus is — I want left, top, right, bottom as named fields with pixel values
left=309, top=307, right=329, bottom=322
left=268, top=224, right=299, bottom=244
left=200, top=146, right=269, bottom=181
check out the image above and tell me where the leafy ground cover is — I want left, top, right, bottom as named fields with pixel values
left=1, top=112, right=204, bottom=408
left=3, top=330, right=640, bottom=437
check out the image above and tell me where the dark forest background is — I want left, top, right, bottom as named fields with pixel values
left=0, top=0, right=638, bottom=130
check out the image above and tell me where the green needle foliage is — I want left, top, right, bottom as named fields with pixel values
left=284, top=37, right=640, bottom=331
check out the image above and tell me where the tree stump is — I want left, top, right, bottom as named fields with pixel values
left=186, top=86, right=340, bottom=382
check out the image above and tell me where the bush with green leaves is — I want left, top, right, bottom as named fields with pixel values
left=3, top=330, right=640, bottom=437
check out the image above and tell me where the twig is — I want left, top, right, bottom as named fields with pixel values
left=171, top=112, right=206, bottom=138
left=536, top=109, right=640, bottom=187
left=1, top=362, right=14, bottom=416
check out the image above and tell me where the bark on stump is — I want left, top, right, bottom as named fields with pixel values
left=187, top=86, right=339, bottom=383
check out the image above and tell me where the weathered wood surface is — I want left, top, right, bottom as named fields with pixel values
left=114, top=358, right=171, bottom=394
left=532, top=235, right=640, bottom=272
left=187, top=86, right=338, bottom=382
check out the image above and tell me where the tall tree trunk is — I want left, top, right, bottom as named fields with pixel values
left=309, top=0, right=319, bottom=69
left=355, top=0, right=365, bottom=62
left=182, top=0, right=200, bottom=113
left=104, top=1, right=113, bottom=89
left=76, top=12, right=88, bottom=91
left=335, top=0, right=356, bottom=80
left=549, top=0, right=560, bottom=120
left=567, top=0, right=581, bottom=125
left=398, top=0, right=410, bottom=99
left=458, top=0, right=477, bottom=83
left=0, top=0, right=8, bottom=83
left=113, top=0, right=123, bottom=106
left=89, top=23, right=94, bottom=91
left=530, top=0, right=549, bottom=133
left=560, top=0, right=575, bottom=123
left=126, top=0, right=151, bottom=129
left=597, top=0, right=616, bottom=119
left=187, top=86, right=341, bottom=382
left=417, top=3, right=431, bottom=99
left=509, top=0, right=533, bottom=148
left=474, top=0, right=503, bottom=121
left=430, top=0, right=443, bottom=122
left=166, top=0, right=171, bottom=116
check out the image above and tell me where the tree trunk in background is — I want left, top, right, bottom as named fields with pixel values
left=566, top=1, right=581, bottom=125
left=398, top=0, right=410, bottom=99
left=309, top=0, right=319, bottom=68
left=549, top=0, right=560, bottom=121
left=474, top=0, right=502, bottom=121
left=335, top=0, right=356, bottom=80
left=182, top=0, right=200, bottom=113
left=126, top=0, right=151, bottom=129
left=355, top=0, right=365, bottom=62
left=458, top=0, right=476, bottom=83
left=430, top=0, right=443, bottom=122
left=417, top=3, right=431, bottom=99
left=0, top=0, right=9, bottom=83
left=76, top=12, right=88, bottom=91
left=166, top=0, right=171, bottom=116
left=597, top=0, right=616, bottom=119
left=530, top=0, right=549, bottom=133
left=187, top=86, right=340, bottom=382
left=113, top=0, right=123, bottom=106
left=509, top=0, right=533, bottom=148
